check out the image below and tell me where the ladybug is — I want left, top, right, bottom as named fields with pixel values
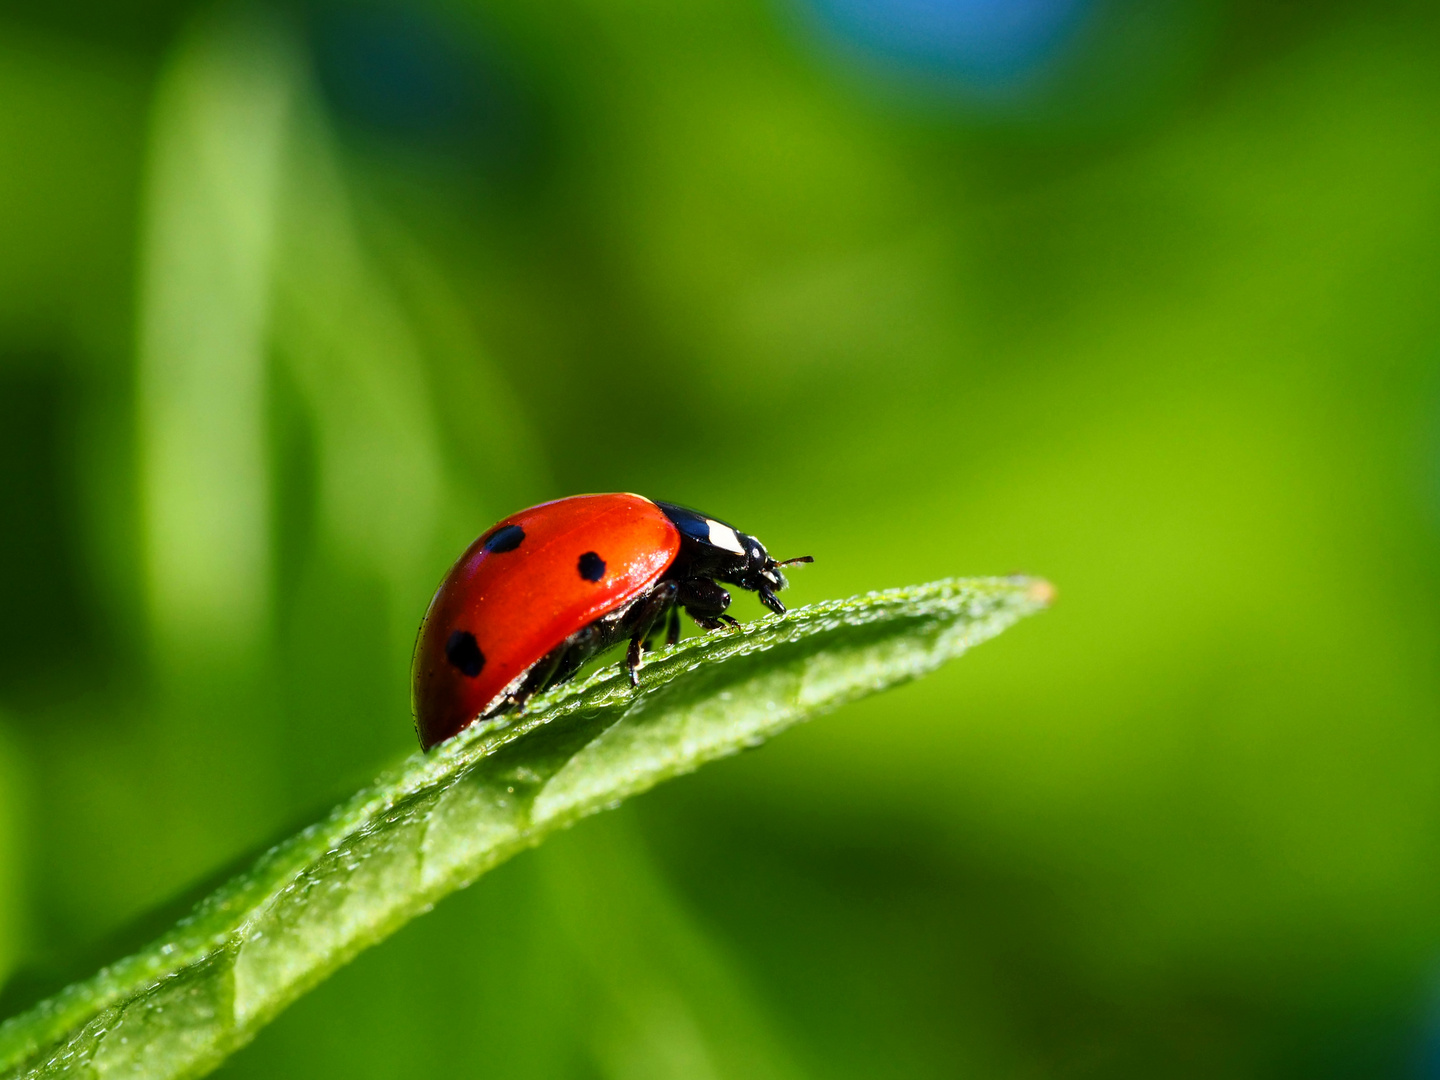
left=412, top=493, right=812, bottom=749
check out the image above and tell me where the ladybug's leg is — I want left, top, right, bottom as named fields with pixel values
left=756, top=585, right=786, bottom=616
left=675, top=577, right=736, bottom=631
left=546, top=636, right=591, bottom=687
left=623, top=638, right=644, bottom=685
left=509, top=641, right=569, bottom=711
left=641, top=597, right=683, bottom=652
left=623, top=582, right=679, bottom=687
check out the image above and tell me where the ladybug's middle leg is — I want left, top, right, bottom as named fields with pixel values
left=643, top=603, right=682, bottom=651
left=623, top=582, right=679, bottom=687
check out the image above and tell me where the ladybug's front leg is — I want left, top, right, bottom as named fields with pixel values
left=675, top=578, right=738, bottom=632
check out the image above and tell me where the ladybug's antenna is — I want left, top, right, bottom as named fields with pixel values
left=776, top=555, right=814, bottom=568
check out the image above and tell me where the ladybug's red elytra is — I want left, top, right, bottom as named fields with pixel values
left=411, top=493, right=812, bottom=749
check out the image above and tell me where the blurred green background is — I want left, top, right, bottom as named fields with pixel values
left=3, top=0, right=1440, bottom=1075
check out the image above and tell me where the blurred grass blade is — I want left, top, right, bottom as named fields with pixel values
left=0, top=577, right=1050, bottom=1079
left=137, top=6, right=295, bottom=666
left=270, top=90, right=450, bottom=622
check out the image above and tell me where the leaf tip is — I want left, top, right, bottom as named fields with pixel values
left=1025, top=578, right=1057, bottom=606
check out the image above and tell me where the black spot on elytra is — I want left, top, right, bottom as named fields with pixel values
left=577, top=551, right=606, bottom=581
left=445, top=629, right=485, bottom=677
left=483, top=524, right=525, bottom=553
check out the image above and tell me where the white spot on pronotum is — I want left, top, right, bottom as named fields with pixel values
left=707, top=520, right=745, bottom=554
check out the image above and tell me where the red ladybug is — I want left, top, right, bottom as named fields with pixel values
left=412, top=493, right=812, bottom=749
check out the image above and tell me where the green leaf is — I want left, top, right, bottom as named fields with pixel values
left=0, top=577, right=1050, bottom=1079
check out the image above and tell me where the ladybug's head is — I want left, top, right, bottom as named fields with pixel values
left=656, top=501, right=813, bottom=615
left=731, top=533, right=814, bottom=615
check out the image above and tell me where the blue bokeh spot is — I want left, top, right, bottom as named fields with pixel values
left=805, top=0, right=1093, bottom=91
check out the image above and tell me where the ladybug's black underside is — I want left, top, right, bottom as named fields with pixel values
left=492, top=502, right=809, bottom=715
